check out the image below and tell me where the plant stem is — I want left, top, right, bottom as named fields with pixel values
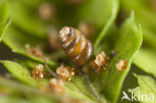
left=44, top=59, right=58, bottom=79
left=79, top=67, right=101, bottom=103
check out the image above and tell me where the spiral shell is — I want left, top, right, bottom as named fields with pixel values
left=59, top=27, right=93, bottom=66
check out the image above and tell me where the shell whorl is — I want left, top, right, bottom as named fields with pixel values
left=59, top=27, right=93, bottom=66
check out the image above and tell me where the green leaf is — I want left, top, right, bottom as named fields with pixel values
left=121, top=0, right=156, bottom=79
left=121, top=0, right=156, bottom=33
left=94, top=0, right=119, bottom=50
left=142, top=29, right=156, bottom=50
left=78, top=0, right=119, bottom=29
left=78, top=0, right=119, bottom=49
left=0, top=1, right=10, bottom=42
left=0, top=1, right=8, bottom=27
left=133, top=49, right=156, bottom=78
left=6, top=0, right=47, bottom=39
left=3, top=27, right=56, bottom=67
left=99, top=12, right=142, bottom=102
left=121, top=0, right=156, bottom=49
left=131, top=75, right=156, bottom=103
left=1, top=60, right=48, bottom=87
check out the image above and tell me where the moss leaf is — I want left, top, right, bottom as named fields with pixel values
left=96, top=12, right=142, bottom=103
left=133, top=49, right=156, bottom=78
left=0, top=1, right=10, bottom=42
left=6, top=0, right=47, bottom=39
left=78, top=0, right=119, bottom=29
left=94, top=0, right=119, bottom=50
left=65, top=12, right=143, bottom=103
left=1, top=60, right=48, bottom=87
left=131, top=75, right=156, bottom=103
left=121, top=0, right=156, bottom=49
left=3, top=27, right=56, bottom=67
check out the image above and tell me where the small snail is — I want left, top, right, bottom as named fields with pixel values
left=59, top=27, right=94, bottom=66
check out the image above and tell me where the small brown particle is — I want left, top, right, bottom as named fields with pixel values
left=32, top=64, right=44, bottom=79
left=25, top=44, right=44, bottom=58
left=56, top=65, right=74, bottom=81
left=39, top=3, right=55, bottom=21
left=83, top=66, right=88, bottom=73
left=31, top=46, right=44, bottom=58
left=151, top=0, right=156, bottom=12
left=49, top=78, right=65, bottom=94
left=47, top=26, right=60, bottom=50
left=116, top=59, right=128, bottom=72
left=90, top=51, right=109, bottom=72
left=78, top=21, right=95, bottom=38
left=110, top=51, right=117, bottom=58
left=25, top=44, right=31, bottom=52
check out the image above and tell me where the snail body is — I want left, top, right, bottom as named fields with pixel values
left=59, top=27, right=93, bottom=66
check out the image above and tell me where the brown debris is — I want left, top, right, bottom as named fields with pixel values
left=25, top=44, right=44, bottom=58
left=56, top=65, right=74, bottom=81
left=49, top=78, right=65, bottom=94
left=90, top=51, right=109, bottom=72
left=39, top=3, right=55, bottom=21
left=83, top=66, right=88, bottom=73
left=78, top=21, right=95, bottom=38
left=32, top=64, right=44, bottom=79
left=116, top=59, right=128, bottom=72
left=47, top=26, right=60, bottom=50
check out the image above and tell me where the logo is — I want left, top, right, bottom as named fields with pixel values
left=121, top=90, right=154, bottom=102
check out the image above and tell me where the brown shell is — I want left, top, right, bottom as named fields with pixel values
left=59, top=27, right=93, bottom=66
